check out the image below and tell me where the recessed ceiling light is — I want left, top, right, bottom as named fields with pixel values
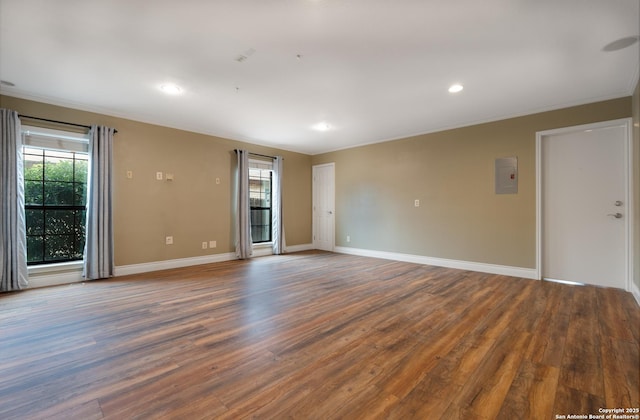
left=159, top=83, right=183, bottom=95
left=312, top=122, right=331, bottom=132
left=448, top=84, right=464, bottom=93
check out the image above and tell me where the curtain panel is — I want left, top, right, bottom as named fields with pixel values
left=272, top=156, right=286, bottom=255
left=83, top=125, right=115, bottom=280
left=0, top=109, right=28, bottom=292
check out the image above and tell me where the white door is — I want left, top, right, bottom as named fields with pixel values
left=540, top=120, right=630, bottom=289
left=313, top=163, right=335, bottom=251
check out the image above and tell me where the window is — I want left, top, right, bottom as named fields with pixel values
left=22, top=127, right=89, bottom=265
left=249, top=160, right=272, bottom=243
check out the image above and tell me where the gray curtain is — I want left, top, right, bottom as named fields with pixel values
left=272, top=156, right=286, bottom=255
left=235, top=149, right=253, bottom=259
left=0, top=109, right=28, bottom=291
left=83, top=125, right=115, bottom=280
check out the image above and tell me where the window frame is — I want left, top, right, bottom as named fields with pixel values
left=22, top=126, right=90, bottom=266
left=248, top=159, right=273, bottom=244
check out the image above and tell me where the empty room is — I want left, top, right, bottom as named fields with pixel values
left=1, top=1, right=639, bottom=419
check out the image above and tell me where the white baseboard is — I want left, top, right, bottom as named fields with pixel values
left=26, top=255, right=240, bottom=289
left=631, top=281, right=640, bottom=307
left=286, top=243, right=315, bottom=253
left=114, top=243, right=315, bottom=277
left=115, top=252, right=237, bottom=277
left=23, top=244, right=317, bottom=289
left=334, top=246, right=538, bottom=279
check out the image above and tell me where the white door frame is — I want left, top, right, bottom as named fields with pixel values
left=312, top=163, right=336, bottom=251
left=535, top=118, right=634, bottom=291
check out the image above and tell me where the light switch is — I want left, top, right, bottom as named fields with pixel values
left=126, top=170, right=133, bottom=179
left=414, top=199, right=420, bottom=207
left=156, top=172, right=163, bottom=181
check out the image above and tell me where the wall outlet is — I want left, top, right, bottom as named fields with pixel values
left=209, top=240, right=217, bottom=248
left=414, top=199, right=420, bottom=207
left=165, top=236, right=173, bottom=245
left=346, top=235, right=351, bottom=243
left=126, top=170, right=133, bottom=179
left=201, top=241, right=208, bottom=249
left=215, top=177, right=220, bottom=185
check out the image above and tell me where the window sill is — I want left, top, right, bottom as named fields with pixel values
left=252, top=242, right=274, bottom=257
left=252, top=242, right=273, bottom=249
left=27, top=261, right=85, bottom=289
left=28, top=261, right=83, bottom=275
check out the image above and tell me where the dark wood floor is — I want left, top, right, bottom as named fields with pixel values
left=0, top=251, right=638, bottom=419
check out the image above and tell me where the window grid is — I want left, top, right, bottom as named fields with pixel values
left=249, top=168, right=272, bottom=243
left=24, top=147, right=88, bottom=265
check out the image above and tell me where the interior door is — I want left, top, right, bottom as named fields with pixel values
left=313, top=163, right=335, bottom=251
left=541, top=121, right=629, bottom=289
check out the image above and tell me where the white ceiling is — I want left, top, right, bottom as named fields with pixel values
left=1, top=0, right=638, bottom=155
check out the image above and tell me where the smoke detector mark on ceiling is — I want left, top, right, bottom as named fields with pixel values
left=603, top=36, right=639, bottom=52
left=235, top=48, right=256, bottom=63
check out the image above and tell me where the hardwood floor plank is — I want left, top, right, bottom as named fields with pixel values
left=622, top=289, right=640, bottom=344
left=553, top=384, right=606, bottom=418
left=523, top=281, right=573, bottom=367
left=385, top=334, right=493, bottom=419
left=0, top=251, right=637, bottom=419
left=600, top=335, right=640, bottom=408
left=264, top=346, right=382, bottom=419
left=97, top=354, right=226, bottom=418
left=330, top=385, right=399, bottom=420
left=1, top=357, right=181, bottom=420
left=559, top=285, right=605, bottom=397
left=448, top=330, right=532, bottom=419
left=34, top=399, right=104, bottom=420
left=498, top=360, right=560, bottom=419
left=596, top=286, right=636, bottom=342
left=376, top=287, right=500, bottom=400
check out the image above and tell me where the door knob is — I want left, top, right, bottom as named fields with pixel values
left=607, top=213, right=623, bottom=219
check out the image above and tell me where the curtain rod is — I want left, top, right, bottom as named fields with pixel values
left=19, top=114, right=118, bottom=133
left=234, top=149, right=280, bottom=160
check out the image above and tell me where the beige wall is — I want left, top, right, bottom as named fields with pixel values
left=0, top=95, right=312, bottom=266
left=633, top=78, right=640, bottom=292
left=2, top=93, right=635, bottom=278
left=312, top=98, right=632, bottom=269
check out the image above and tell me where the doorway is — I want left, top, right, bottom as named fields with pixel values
left=312, top=163, right=335, bottom=251
left=536, top=119, right=633, bottom=290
